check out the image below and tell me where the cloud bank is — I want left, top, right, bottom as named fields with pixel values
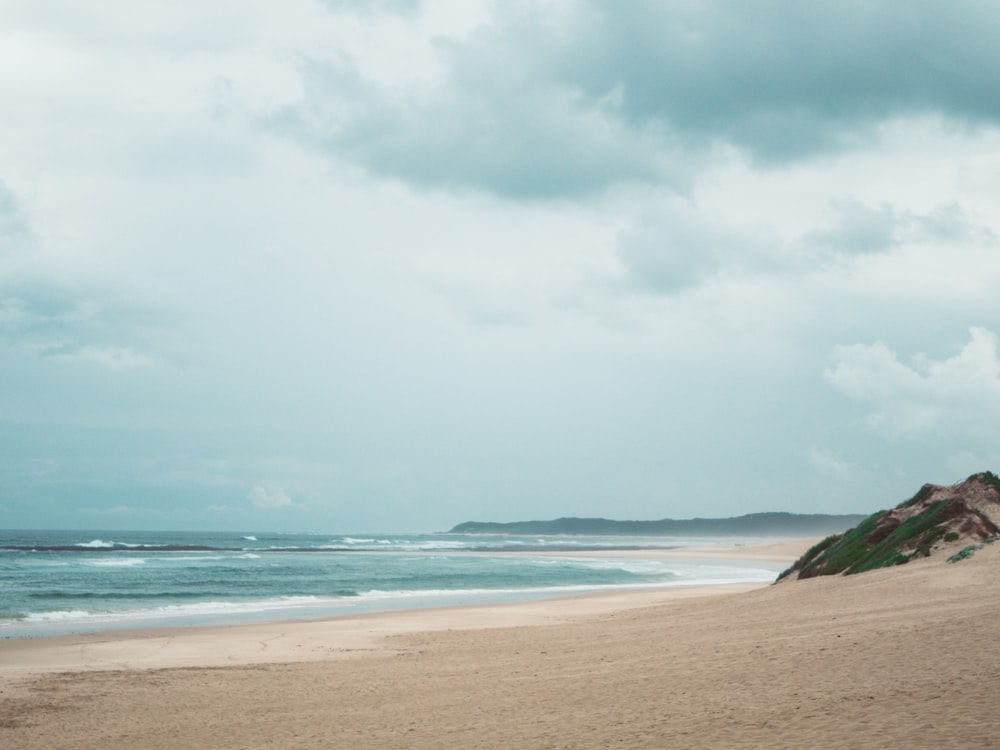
left=1, top=1, right=998, bottom=530
left=281, top=0, right=1000, bottom=199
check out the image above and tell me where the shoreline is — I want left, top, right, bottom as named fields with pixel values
left=0, top=582, right=770, bottom=688
left=523, top=536, right=819, bottom=562
left=0, top=539, right=808, bottom=684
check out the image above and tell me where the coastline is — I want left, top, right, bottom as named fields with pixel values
left=6, top=537, right=999, bottom=747
left=0, top=583, right=768, bottom=686
left=0, top=539, right=807, bottom=683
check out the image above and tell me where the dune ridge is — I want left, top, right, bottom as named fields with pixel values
left=780, top=471, right=1000, bottom=581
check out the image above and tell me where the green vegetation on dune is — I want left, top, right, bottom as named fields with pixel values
left=948, top=545, right=981, bottom=563
left=793, top=501, right=950, bottom=578
left=970, top=470, right=1000, bottom=494
left=778, top=472, right=1000, bottom=582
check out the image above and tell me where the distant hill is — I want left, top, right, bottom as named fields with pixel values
left=778, top=472, right=1000, bottom=582
left=449, top=512, right=867, bottom=537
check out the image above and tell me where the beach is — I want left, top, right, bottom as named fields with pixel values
left=2, top=538, right=998, bottom=748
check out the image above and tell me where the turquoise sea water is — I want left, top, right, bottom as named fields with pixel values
left=0, top=529, right=786, bottom=638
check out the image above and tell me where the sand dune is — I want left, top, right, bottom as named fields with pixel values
left=2, top=539, right=998, bottom=748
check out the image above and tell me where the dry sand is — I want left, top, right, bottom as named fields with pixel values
left=2, top=538, right=998, bottom=748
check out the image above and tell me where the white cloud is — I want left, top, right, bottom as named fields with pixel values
left=248, top=485, right=293, bottom=510
left=612, top=194, right=997, bottom=300
left=825, top=327, right=1000, bottom=439
left=44, top=344, right=158, bottom=370
left=272, top=1, right=1000, bottom=200
left=807, top=447, right=854, bottom=480
left=801, top=199, right=997, bottom=259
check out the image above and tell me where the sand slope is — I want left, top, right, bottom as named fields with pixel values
left=2, top=541, right=999, bottom=749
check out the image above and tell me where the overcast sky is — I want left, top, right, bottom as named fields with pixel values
left=2, top=0, right=999, bottom=532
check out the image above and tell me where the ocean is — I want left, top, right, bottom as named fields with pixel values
left=0, top=529, right=787, bottom=638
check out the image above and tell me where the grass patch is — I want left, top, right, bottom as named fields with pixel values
left=970, top=471, right=1000, bottom=493
left=795, top=501, right=957, bottom=578
left=900, top=483, right=938, bottom=508
left=947, top=545, right=981, bottom=563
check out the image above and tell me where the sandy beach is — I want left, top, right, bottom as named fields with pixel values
left=2, top=537, right=998, bottom=748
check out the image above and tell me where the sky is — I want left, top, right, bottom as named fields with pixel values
left=2, top=0, right=1000, bottom=532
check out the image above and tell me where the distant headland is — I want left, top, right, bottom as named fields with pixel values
left=449, top=512, right=866, bottom=537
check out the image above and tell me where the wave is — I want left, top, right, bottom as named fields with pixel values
left=15, top=594, right=356, bottom=625
left=86, top=558, right=146, bottom=567
left=1, top=544, right=241, bottom=553
left=23, top=608, right=92, bottom=622
left=76, top=539, right=116, bottom=548
left=9, top=576, right=757, bottom=630
left=2, top=536, right=690, bottom=555
left=28, top=590, right=296, bottom=601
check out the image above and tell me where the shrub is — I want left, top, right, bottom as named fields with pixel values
left=947, top=545, right=980, bottom=563
left=969, top=471, right=1000, bottom=493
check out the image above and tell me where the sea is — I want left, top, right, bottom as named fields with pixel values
left=0, top=529, right=789, bottom=639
